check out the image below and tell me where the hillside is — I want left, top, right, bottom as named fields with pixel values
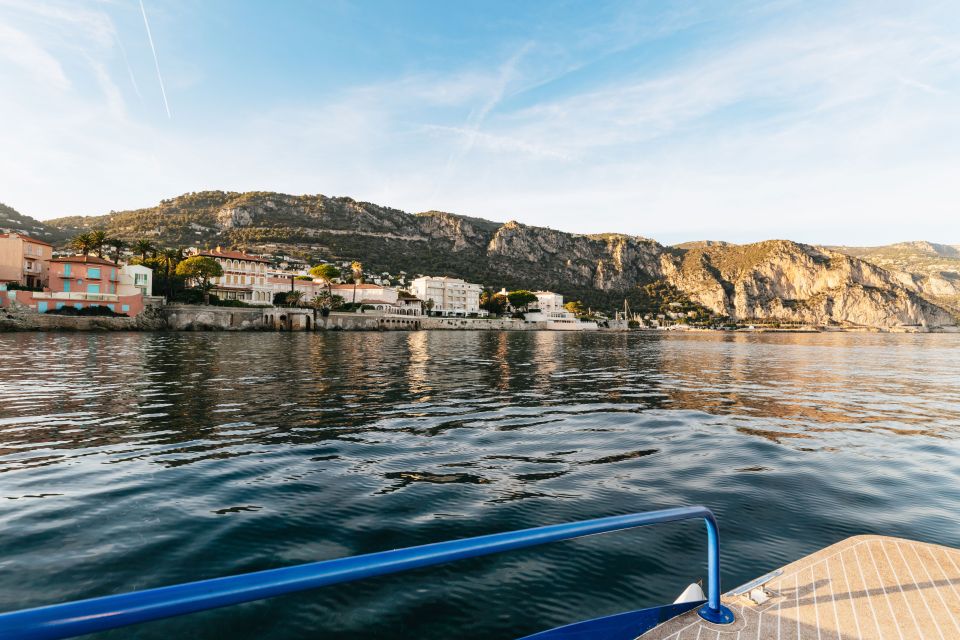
left=829, top=242, right=960, bottom=315
left=0, top=202, right=67, bottom=243
left=21, top=191, right=959, bottom=331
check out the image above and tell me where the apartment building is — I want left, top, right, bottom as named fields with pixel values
left=0, top=232, right=52, bottom=289
left=410, top=276, right=486, bottom=317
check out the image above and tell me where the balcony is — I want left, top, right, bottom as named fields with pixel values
left=33, top=292, right=120, bottom=302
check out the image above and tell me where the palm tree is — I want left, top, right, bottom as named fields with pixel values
left=160, top=248, right=183, bottom=300
left=109, top=238, right=125, bottom=264
left=70, top=232, right=94, bottom=256
left=285, top=290, right=304, bottom=307
left=350, top=260, right=363, bottom=308
left=90, top=230, right=107, bottom=258
left=133, top=239, right=154, bottom=262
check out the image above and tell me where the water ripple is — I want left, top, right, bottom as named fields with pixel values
left=1, top=331, right=959, bottom=639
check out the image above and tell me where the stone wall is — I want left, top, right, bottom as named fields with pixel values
left=421, top=317, right=541, bottom=331
left=163, top=305, right=267, bottom=331
left=0, top=307, right=166, bottom=332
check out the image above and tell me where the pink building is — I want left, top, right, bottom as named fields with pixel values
left=50, top=255, right=121, bottom=295
left=0, top=255, right=145, bottom=316
left=0, top=232, right=52, bottom=289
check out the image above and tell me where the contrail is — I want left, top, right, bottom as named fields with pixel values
left=139, top=0, right=170, bottom=118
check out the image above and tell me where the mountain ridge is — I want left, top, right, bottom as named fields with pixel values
left=3, top=191, right=957, bottom=330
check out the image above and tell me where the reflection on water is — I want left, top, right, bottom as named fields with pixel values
left=2, top=331, right=960, bottom=639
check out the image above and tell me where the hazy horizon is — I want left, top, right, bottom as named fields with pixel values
left=2, top=0, right=959, bottom=245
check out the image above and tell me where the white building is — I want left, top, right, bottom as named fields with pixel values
left=521, top=290, right=598, bottom=331
left=410, top=276, right=486, bottom=317
left=328, top=284, right=423, bottom=315
left=119, top=264, right=153, bottom=297
left=267, top=276, right=328, bottom=303
left=533, top=291, right=565, bottom=313
left=193, top=248, right=273, bottom=303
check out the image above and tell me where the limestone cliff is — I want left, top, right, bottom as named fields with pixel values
left=664, top=240, right=956, bottom=329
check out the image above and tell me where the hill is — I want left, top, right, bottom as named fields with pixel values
left=0, top=202, right=68, bottom=243
left=830, top=242, right=960, bottom=315
left=21, top=190, right=958, bottom=330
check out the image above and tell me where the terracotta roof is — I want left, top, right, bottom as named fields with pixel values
left=197, top=249, right=271, bottom=264
left=51, top=255, right=117, bottom=266
left=331, top=283, right=386, bottom=290
left=0, top=232, right=53, bottom=246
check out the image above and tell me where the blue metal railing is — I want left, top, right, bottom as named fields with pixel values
left=0, top=505, right=734, bottom=639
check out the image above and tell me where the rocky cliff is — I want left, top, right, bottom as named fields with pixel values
left=16, top=191, right=958, bottom=331
left=663, top=241, right=956, bottom=329
left=830, top=241, right=960, bottom=316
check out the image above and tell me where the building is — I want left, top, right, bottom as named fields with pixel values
left=409, top=276, right=486, bottom=317
left=119, top=264, right=153, bottom=297
left=267, top=276, right=328, bottom=303
left=51, top=255, right=122, bottom=295
left=533, top=291, right=565, bottom=313
left=0, top=232, right=52, bottom=289
left=326, top=284, right=424, bottom=315
left=396, top=291, right=424, bottom=316
left=193, top=248, right=273, bottom=303
left=1, top=254, right=146, bottom=315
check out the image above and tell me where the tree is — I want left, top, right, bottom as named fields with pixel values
left=507, top=290, right=538, bottom=311
left=109, top=238, right=125, bottom=264
left=70, top=233, right=94, bottom=256
left=285, top=290, right=304, bottom=307
left=309, top=263, right=340, bottom=296
left=425, top=298, right=435, bottom=315
left=350, top=260, right=363, bottom=306
left=309, top=291, right=345, bottom=314
left=175, top=256, right=223, bottom=305
left=89, top=230, right=107, bottom=258
left=564, top=300, right=587, bottom=317
left=480, top=289, right=508, bottom=316
left=133, top=239, right=154, bottom=262
left=158, top=248, right=183, bottom=300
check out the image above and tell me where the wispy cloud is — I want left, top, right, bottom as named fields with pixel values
left=1, top=0, right=958, bottom=245
left=139, top=0, right=170, bottom=119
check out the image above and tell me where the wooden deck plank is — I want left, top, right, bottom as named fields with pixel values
left=637, top=536, right=960, bottom=640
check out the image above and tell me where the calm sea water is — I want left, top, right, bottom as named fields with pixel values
left=2, top=331, right=960, bottom=639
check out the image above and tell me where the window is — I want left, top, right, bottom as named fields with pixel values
left=122, top=304, right=130, bottom=312
left=64, top=264, right=71, bottom=276
left=63, top=281, right=70, bottom=292
left=87, top=267, right=101, bottom=279
left=87, top=284, right=100, bottom=294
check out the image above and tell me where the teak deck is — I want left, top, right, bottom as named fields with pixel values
left=638, top=535, right=960, bottom=639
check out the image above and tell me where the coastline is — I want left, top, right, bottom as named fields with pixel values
left=2, top=305, right=953, bottom=334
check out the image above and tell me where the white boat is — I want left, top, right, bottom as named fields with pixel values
left=524, top=310, right=598, bottom=331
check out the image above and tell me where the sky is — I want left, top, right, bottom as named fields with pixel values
left=0, top=0, right=958, bottom=245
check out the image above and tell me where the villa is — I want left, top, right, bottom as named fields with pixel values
left=0, top=232, right=52, bottom=289
left=409, top=276, right=486, bottom=317
left=192, top=247, right=273, bottom=304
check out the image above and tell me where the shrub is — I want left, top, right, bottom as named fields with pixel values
left=46, top=305, right=128, bottom=318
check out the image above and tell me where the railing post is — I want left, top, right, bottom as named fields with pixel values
left=698, top=513, right=735, bottom=624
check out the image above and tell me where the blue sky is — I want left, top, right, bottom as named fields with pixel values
left=0, top=0, right=958, bottom=245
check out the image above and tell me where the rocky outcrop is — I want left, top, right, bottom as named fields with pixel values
left=663, top=240, right=956, bottom=329
left=0, top=306, right=167, bottom=332
left=830, top=241, right=960, bottom=316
